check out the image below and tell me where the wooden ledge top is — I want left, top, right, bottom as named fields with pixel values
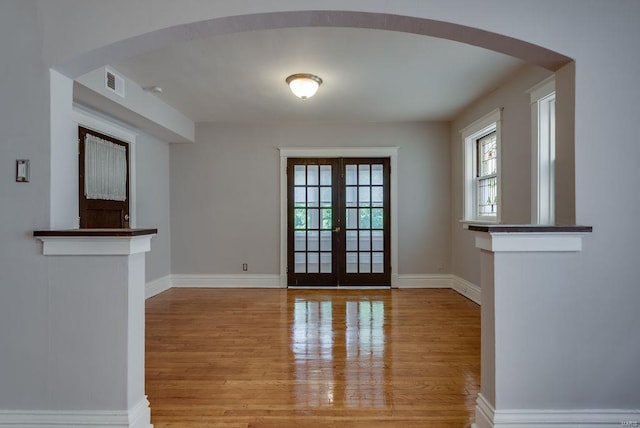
left=468, top=224, right=592, bottom=233
left=34, top=228, right=158, bottom=237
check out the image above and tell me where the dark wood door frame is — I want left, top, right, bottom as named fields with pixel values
left=287, top=157, right=391, bottom=287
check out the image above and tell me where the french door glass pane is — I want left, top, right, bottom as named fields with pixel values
left=294, top=209, right=306, bottom=229
left=372, top=209, right=384, bottom=229
left=346, top=252, right=358, bottom=273
left=371, top=165, right=383, bottom=185
left=372, top=231, right=383, bottom=251
left=372, top=252, right=384, bottom=273
left=308, top=252, right=319, bottom=273
left=320, top=231, right=332, bottom=251
left=346, top=209, right=358, bottom=229
left=346, top=187, right=357, bottom=207
left=345, top=165, right=357, bottom=185
left=359, top=209, right=371, bottom=229
left=320, top=253, right=331, bottom=273
left=359, top=231, right=371, bottom=251
left=307, top=231, right=319, bottom=251
left=295, top=231, right=306, bottom=251
left=358, top=165, right=371, bottom=185
left=359, top=187, right=370, bottom=206
left=295, top=253, right=306, bottom=273
left=307, top=165, right=319, bottom=185
left=372, top=187, right=383, bottom=206
left=294, top=166, right=306, bottom=185
left=359, top=252, right=371, bottom=273
left=321, top=209, right=332, bottom=229
left=307, top=187, right=319, bottom=207
left=346, top=231, right=357, bottom=251
left=320, top=187, right=332, bottom=206
left=295, top=187, right=306, bottom=206
left=308, top=209, right=319, bottom=229
left=320, top=166, right=332, bottom=185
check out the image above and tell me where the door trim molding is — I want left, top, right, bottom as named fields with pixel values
left=73, top=104, right=137, bottom=228
left=279, top=147, right=399, bottom=288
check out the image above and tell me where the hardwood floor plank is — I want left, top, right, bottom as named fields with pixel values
left=146, top=288, right=480, bottom=427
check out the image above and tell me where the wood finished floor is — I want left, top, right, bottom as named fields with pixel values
left=146, top=288, right=480, bottom=427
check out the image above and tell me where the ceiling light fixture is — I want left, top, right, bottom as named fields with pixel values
left=286, top=74, right=323, bottom=100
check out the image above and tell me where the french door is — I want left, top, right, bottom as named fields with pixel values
left=287, top=158, right=390, bottom=286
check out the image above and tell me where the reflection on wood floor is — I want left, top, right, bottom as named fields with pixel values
left=146, top=288, right=480, bottom=427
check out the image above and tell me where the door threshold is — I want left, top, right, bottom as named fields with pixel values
left=288, top=285, right=391, bottom=290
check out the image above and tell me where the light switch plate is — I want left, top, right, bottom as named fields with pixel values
left=16, top=159, right=29, bottom=182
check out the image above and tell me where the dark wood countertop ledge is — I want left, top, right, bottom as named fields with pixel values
left=468, top=224, right=592, bottom=233
left=34, top=228, right=158, bottom=237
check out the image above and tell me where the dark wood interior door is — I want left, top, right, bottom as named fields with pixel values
left=340, top=158, right=391, bottom=286
left=287, top=158, right=340, bottom=286
left=287, top=158, right=391, bottom=287
left=79, top=127, right=130, bottom=229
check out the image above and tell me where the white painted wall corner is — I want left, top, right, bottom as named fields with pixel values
left=145, top=275, right=172, bottom=299
left=450, top=275, right=482, bottom=305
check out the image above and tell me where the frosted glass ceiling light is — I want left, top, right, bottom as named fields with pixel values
left=286, top=74, right=323, bottom=100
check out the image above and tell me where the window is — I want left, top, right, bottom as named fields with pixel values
left=461, top=108, right=502, bottom=222
left=476, top=131, right=498, bottom=217
left=528, top=76, right=555, bottom=224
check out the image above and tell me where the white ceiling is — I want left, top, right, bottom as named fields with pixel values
left=114, top=26, right=525, bottom=124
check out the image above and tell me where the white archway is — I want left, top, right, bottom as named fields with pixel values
left=47, top=9, right=577, bottom=428
left=55, top=11, right=570, bottom=78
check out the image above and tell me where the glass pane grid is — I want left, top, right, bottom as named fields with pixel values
left=478, top=176, right=497, bottom=216
left=292, top=160, right=387, bottom=279
left=293, top=163, right=333, bottom=274
left=344, top=162, right=385, bottom=275
left=478, top=132, right=497, bottom=177
left=476, top=132, right=498, bottom=218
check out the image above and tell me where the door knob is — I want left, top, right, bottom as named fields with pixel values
left=333, top=226, right=341, bottom=233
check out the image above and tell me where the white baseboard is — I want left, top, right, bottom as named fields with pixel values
left=171, top=274, right=281, bottom=288
left=472, top=394, right=640, bottom=428
left=397, top=274, right=451, bottom=288
left=146, top=274, right=482, bottom=305
left=145, top=274, right=172, bottom=299
left=394, top=274, right=481, bottom=305
left=450, top=275, right=482, bottom=305
left=0, top=397, right=152, bottom=427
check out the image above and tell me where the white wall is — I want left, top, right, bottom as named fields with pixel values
left=451, top=65, right=553, bottom=285
left=1, top=0, right=639, bottom=419
left=170, top=122, right=451, bottom=276
left=135, top=132, right=171, bottom=282
left=0, top=0, right=51, bottom=408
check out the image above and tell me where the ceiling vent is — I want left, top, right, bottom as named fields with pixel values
left=105, top=68, right=125, bottom=98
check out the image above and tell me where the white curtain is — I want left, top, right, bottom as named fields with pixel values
left=84, top=134, right=127, bottom=201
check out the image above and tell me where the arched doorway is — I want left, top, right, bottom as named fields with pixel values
left=47, top=9, right=575, bottom=428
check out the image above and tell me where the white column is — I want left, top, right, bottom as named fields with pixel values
left=470, top=227, right=591, bottom=428
left=35, top=231, right=155, bottom=428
